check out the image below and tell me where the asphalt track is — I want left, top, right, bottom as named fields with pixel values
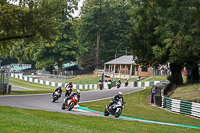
left=1, top=85, right=200, bottom=129
left=0, top=84, right=143, bottom=116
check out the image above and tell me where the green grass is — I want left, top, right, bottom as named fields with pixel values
left=8, top=77, right=89, bottom=95
left=0, top=106, right=199, bottom=133
left=140, top=76, right=168, bottom=82
left=80, top=87, right=200, bottom=127
left=170, top=83, right=200, bottom=102
left=38, top=74, right=137, bottom=84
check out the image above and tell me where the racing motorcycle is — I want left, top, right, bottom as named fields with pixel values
left=104, top=99, right=125, bottom=118
left=125, top=79, right=128, bottom=87
left=52, top=90, right=61, bottom=102
left=61, top=95, right=79, bottom=111
left=98, top=82, right=103, bottom=90
left=107, top=81, right=112, bottom=89
left=65, top=86, right=72, bottom=97
left=117, top=82, right=121, bottom=89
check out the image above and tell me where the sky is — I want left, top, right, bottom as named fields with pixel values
left=72, top=0, right=84, bottom=17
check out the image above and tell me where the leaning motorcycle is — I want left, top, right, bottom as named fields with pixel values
left=117, top=82, right=121, bottom=89
left=125, top=80, right=128, bottom=86
left=65, top=86, right=72, bottom=97
left=61, top=95, right=79, bottom=111
left=104, top=99, right=125, bottom=118
left=98, top=82, right=103, bottom=90
left=107, top=81, right=112, bottom=89
left=52, top=90, right=61, bottom=102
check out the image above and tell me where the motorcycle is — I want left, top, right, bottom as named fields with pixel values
left=65, top=86, right=72, bottom=97
left=98, top=82, right=103, bottom=90
left=117, top=82, right=121, bottom=89
left=107, top=81, right=112, bottom=89
left=125, top=80, right=128, bottom=86
left=61, top=95, right=79, bottom=111
left=104, top=99, right=125, bottom=118
left=52, top=90, right=61, bottom=102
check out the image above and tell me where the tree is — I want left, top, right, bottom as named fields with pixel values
left=0, top=0, right=68, bottom=54
left=79, top=0, right=132, bottom=68
left=10, top=0, right=80, bottom=74
left=129, top=0, right=200, bottom=85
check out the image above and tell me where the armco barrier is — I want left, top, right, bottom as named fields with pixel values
left=11, top=74, right=98, bottom=89
left=162, top=96, right=200, bottom=118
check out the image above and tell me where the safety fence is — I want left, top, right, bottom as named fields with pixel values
left=162, top=96, right=200, bottom=118
left=11, top=74, right=99, bottom=89
left=133, top=81, right=161, bottom=87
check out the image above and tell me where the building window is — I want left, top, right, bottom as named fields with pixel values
left=142, top=66, right=148, bottom=72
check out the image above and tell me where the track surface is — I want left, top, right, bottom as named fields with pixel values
left=1, top=85, right=200, bottom=129
left=0, top=85, right=143, bottom=117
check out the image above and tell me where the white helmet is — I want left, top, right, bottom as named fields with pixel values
left=118, top=92, right=123, bottom=96
left=76, top=90, right=80, bottom=94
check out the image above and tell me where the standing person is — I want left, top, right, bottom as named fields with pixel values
left=65, top=81, right=73, bottom=96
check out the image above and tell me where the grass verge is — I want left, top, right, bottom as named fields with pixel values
left=0, top=105, right=199, bottom=133
left=79, top=87, right=200, bottom=127
left=38, top=74, right=137, bottom=84
left=8, top=77, right=89, bottom=95
left=170, top=83, right=200, bottom=103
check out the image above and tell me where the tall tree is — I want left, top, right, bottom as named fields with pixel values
left=10, top=0, right=80, bottom=74
left=129, top=0, right=200, bottom=84
left=79, top=0, right=132, bottom=68
left=0, top=0, right=67, bottom=54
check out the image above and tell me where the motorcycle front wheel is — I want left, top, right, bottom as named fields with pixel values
left=115, top=108, right=122, bottom=118
left=68, top=102, right=75, bottom=111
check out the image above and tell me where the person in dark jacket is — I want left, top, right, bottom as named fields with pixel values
left=53, top=86, right=62, bottom=98
left=65, top=90, right=80, bottom=103
left=108, top=92, right=124, bottom=107
left=117, top=79, right=121, bottom=84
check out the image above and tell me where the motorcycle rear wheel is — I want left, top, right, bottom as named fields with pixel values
left=52, top=97, right=56, bottom=102
left=104, top=108, right=109, bottom=116
left=61, top=103, right=66, bottom=110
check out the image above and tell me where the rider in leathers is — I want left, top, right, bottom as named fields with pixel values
left=108, top=92, right=124, bottom=107
left=64, top=90, right=80, bottom=104
left=53, top=86, right=62, bottom=98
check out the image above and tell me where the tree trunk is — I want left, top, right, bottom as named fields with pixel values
left=96, top=31, right=100, bottom=68
left=58, top=61, right=63, bottom=75
left=169, top=63, right=183, bottom=85
left=49, top=65, right=54, bottom=74
left=189, top=64, right=199, bottom=83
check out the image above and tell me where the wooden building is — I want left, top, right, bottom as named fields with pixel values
left=104, top=55, right=150, bottom=79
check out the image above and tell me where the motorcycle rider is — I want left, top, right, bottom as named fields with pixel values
left=53, top=86, right=62, bottom=98
left=108, top=92, right=124, bottom=107
left=65, top=81, right=73, bottom=96
left=66, top=81, right=73, bottom=89
left=117, top=79, right=121, bottom=84
left=125, top=78, right=129, bottom=86
left=64, top=90, right=81, bottom=104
